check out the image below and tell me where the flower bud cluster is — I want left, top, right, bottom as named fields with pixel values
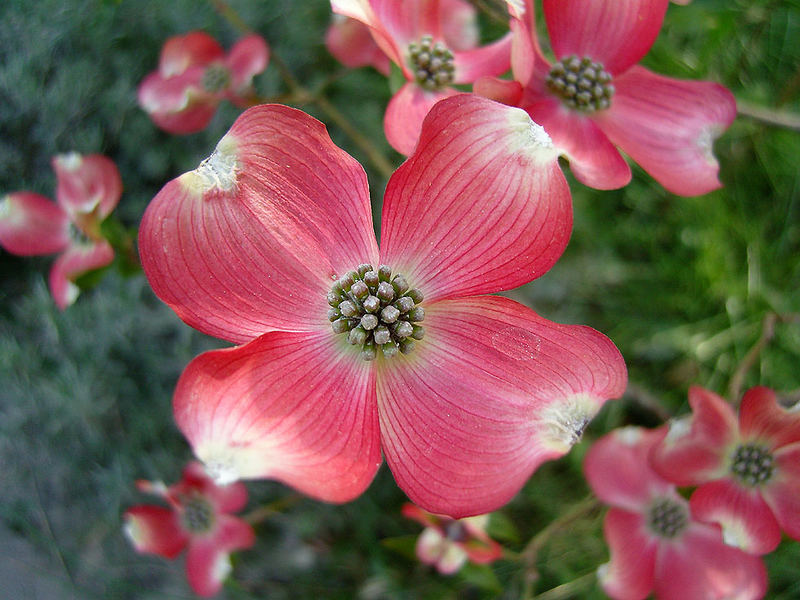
left=408, top=35, right=456, bottom=91
left=546, top=55, right=614, bottom=112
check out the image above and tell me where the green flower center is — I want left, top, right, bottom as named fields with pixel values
left=730, top=443, right=774, bottom=487
left=328, top=264, right=425, bottom=361
left=408, top=35, right=455, bottom=91
left=546, top=55, right=614, bottom=112
left=647, top=497, right=688, bottom=539
left=202, top=63, right=232, bottom=93
left=181, top=495, right=215, bottom=534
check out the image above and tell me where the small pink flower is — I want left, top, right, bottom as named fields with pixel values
left=138, top=31, right=269, bottom=135
left=138, top=95, right=627, bottom=518
left=585, top=427, right=767, bottom=600
left=123, top=461, right=255, bottom=597
left=650, top=386, right=800, bottom=555
left=476, top=0, right=736, bottom=196
left=402, top=502, right=503, bottom=574
left=330, top=0, right=513, bottom=155
left=0, top=153, right=121, bottom=309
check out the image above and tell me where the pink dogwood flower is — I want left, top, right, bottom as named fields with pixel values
left=138, top=95, right=627, bottom=518
left=0, top=153, right=121, bottom=309
left=330, top=0, right=513, bottom=155
left=402, top=502, right=503, bottom=574
left=138, top=31, right=269, bottom=135
left=650, top=386, right=800, bottom=555
left=585, top=427, right=767, bottom=600
left=124, top=461, right=255, bottom=597
left=476, top=0, right=736, bottom=196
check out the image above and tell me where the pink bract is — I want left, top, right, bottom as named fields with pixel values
left=138, top=96, right=627, bottom=518
left=402, top=502, right=502, bottom=574
left=138, top=31, right=269, bottom=135
left=330, top=0, right=512, bottom=155
left=124, top=461, right=254, bottom=597
left=475, top=0, right=736, bottom=196
left=0, top=153, right=121, bottom=309
left=585, top=427, right=767, bottom=600
left=650, top=386, right=800, bottom=555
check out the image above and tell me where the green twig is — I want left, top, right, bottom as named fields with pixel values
left=737, top=100, right=800, bottom=132
left=243, top=494, right=302, bottom=525
left=534, top=571, right=596, bottom=600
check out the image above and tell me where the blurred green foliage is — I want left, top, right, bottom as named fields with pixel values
left=0, top=0, right=798, bottom=598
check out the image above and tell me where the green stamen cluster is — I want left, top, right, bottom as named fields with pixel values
left=647, top=497, right=688, bottom=539
left=181, top=495, right=215, bottom=534
left=730, top=443, right=774, bottom=486
left=202, top=63, right=232, bottom=93
left=328, top=264, right=425, bottom=361
left=546, top=55, right=614, bottom=112
left=408, top=35, right=455, bottom=91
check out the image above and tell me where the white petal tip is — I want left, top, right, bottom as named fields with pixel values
left=539, top=394, right=598, bottom=453
left=55, top=152, right=83, bottom=171
left=202, top=457, right=241, bottom=486
left=182, top=135, right=239, bottom=194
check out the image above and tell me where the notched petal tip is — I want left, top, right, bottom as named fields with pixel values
left=504, top=107, right=557, bottom=163
left=197, top=452, right=242, bottom=487
left=54, top=152, right=83, bottom=171
left=180, top=134, right=239, bottom=194
left=538, top=393, right=599, bottom=453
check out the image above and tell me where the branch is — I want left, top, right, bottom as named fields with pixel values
left=737, top=100, right=800, bottom=132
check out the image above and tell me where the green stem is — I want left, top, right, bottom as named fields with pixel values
left=209, top=0, right=252, bottom=34
left=533, top=571, right=596, bottom=600
left=243, top=494, right=302, bottom=525
left=737, top=100, right=800, bottom=132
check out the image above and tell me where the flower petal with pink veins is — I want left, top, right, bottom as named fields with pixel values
left=521, top=96, right=632, bottom=190
left=585, top=427, right=672, bottom=512
left=49, top=241, right=114, bottom=310
left=225, top=34, right=269, bottom=98
left=594, top=66, right=737, bottom=197
left=139, top=104, right=379, bottom=343
left=543, top=0, right=668, bottom=75
left=381, top=94, right=572, bottom=302
left=473, top=76, right=523, bottom=107
left=173, top=330, right=381, bottom=504
left=598, top=508, right=656, bottom=600
left=159, top=32, right=225, bottom=78
left=649, top=386, right=737, bottom=486
left=377, top=296, right=626, bottom=517
left=53, top=153, right=122, bottom=218
left=325, top=15, right=392, bottom=75
left=739, top=386, right=800, bottom=449
left=761, top=442, right=800, bottom=542
left=0, top=192, right=70, bottom=255
left=383, top=82, right=459, bottom=155
left=452, top=33, right=512, bottom=84
left=124, top=505, right=187, bottom=558
left=690, top=479, right=781, bottom=555
left=185, top=539, right=232, bottom=597
left=654, top=522, right=767, bottom=600
left=137, top=69, right=219, bottom=135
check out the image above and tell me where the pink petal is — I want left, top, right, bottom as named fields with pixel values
left=49, top=241, right=114, bottom=310
left=177, top=462, right=249, bottom=514
left=173, top=330, right=381, bottom=504
left=376, top=295, right=626, bottom=517
left=593, top=66, right=737, bottom=196
left=520, top=96, right=632, bottom=190
left=53, top=153, right=122, bottom=218
left=690, top=479, right=781, bottom=555
left=383, top=82, right=458, bottom=155
left=137, top=69, right=219, bottom=135
left=381, top=94, right=571, bottom=303
left=739, top=386, right=800, bottom=449
left=452, top=33, right=512, bottom=84
left=472, top=76, right=523, bottom=107
left=654, top=521, right=767, bottom=600
left=123, top=505, right=187, bottom=558
left=325, top=15, right=392, bottom=75
left=185, top=540, right=231, bottom=597
left=508, top=3, right=551, bottom=89
left=543, top=0, right=669, bottom=75
left=649, top=386, right=737, bottom=486
left=139, top=104, right=379, bottom=344
left=225, top=34, right=269, bottom=97
left=212, top=514, right=256, bottom=552
left=0, top=192, right=69, bottom=255
left=584, top=427, right=673, bottom=513
left=440, top=0, right=479, bottom=51
left=598, top=508, right=656, bottom=600
left=762, top=442, right=800, bottom=542
left=159, top=31, right=224, bottom=77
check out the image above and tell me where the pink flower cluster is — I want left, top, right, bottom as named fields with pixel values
left=584, top=386, right=800, bottom=600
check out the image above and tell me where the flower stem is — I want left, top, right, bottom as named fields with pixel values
left=737, top=100, right=800, bottom=132
left=243, top=494, right=302, bottom=525
left=533, top=571, right=596, bottom=600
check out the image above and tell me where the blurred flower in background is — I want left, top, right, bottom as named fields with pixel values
left=584, top=426, right=767, bottom=600
left=138, top=31, right=269, bottom=134
left=0, top=153, right=121, bottom=309
left=650, top=386, right=800, bottom=555
left=402, top=503, right=503, bottom=574
left=124, top=461, right=255, bottom=597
